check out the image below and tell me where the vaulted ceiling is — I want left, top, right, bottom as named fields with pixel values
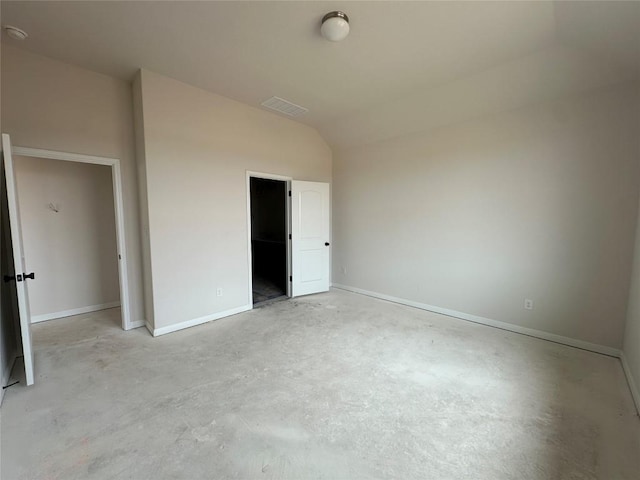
left=2, top=1, right=639, bottom=149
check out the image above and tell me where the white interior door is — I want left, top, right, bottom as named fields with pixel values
left=2, top=133, right=35, bottom=386
left=291, top=181, right=330, bottom=297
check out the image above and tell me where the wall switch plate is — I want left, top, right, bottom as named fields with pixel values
left=524, top=299, right=534, bottom=310
left=217, top=288, right=223, bottom=297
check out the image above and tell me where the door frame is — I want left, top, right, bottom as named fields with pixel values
left=11, top=146, right=133, bottom=331
left=246, top=171, right=292, bottom=306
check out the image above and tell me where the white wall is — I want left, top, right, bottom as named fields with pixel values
left=135, top=70, right=332, bottom=331
left=333, top=83, right=640, bottom=350
left=1, top=45, right=145, bottom=325
left=623, top=192, right=640, bottom=410
left=13, top=156, right=119, bottom=319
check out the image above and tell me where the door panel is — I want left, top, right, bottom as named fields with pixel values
left=291, top=181, right=330, bottom=297
left=300, top=250, right=323, bottom=282
left=2, top=133, right=35, bottom=386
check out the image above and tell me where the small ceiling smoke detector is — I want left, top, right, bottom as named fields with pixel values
left=4, top=25, right=28, bottom=41
left=321, top=11, right=350, bottom=42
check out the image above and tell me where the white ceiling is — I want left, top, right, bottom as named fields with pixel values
left=1, top=1, right=639, bottom=149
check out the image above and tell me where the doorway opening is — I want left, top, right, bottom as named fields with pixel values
left=14, top=155, right=121, bottom=327
left=3, top=136, right=135, bottom=386
left=5, top=142, right=133, bottom=331
left=248, top=175, right=290, bottom=306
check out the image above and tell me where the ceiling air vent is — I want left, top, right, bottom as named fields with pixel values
left=261, top=96, right=308, bottom=117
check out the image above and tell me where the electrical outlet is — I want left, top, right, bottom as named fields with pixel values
left=524, top=299, right=534, bottom=310
left=341, top=266, right=347, bottom=275
left=217, top=288, right=223, bottom=297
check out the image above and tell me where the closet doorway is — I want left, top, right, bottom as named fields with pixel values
left=2, top=135, right=134, bottom=386
left=247, top=173, right=291, bottom=306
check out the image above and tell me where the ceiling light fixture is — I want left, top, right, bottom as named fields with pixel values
left=321, top=11, right=350, bottom=42
left=3, top=25, right=28, bottom=41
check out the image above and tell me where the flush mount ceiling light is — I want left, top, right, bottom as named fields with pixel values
left=321, top=11, right=350, bottom=42
left=3, top=25, right=28, bottom=41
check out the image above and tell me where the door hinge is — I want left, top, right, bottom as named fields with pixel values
left=288, top=190, right=291, bottom=197
left=289, top=234, right=292, bottom=240
left=289, top=275, right=292, bottom=282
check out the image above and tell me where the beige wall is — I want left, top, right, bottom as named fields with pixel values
left=1, top=45, right=145, bottom=324
left=14, top=155, right=119, bottom=318
left=623, top=192, right=640, bottom=408
left=135, top=70, right=331, bottom=331
left=333, top=83, right=640, bottom=350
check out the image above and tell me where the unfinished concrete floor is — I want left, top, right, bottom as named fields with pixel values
left=1, top=289, right=639, bottom=479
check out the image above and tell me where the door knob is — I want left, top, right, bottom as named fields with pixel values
left=16, top=273, right=35, bottom=282
left=325, top=242, right=330, bottom=246
left=3, top=275, right=15, bottom=283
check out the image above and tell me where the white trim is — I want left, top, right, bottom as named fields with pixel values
left=145, top=321, right=154, bottom=336
left=11, top=146, right=133, bottom=331
left=12, top=147, right=118, bottom=166
left=620, top=353, right=640, bottom=415
left=285, top=180, right=292, bottom=298
left=149, top=304, right=251, bottom=337
left=111, top=161, right=132, bottom=330
left=31, top=302, right=121, bottom=323
left=246, top=171, right=292, bottom=182
left=127, top=320, right=146, bottom=330
left=0, top=354, right=17, bottom=405
left=331, top=284, right=622, bottom=358
left=245, top=171, right=293, bottom=306
left=246, top=174, right=252, bottom=306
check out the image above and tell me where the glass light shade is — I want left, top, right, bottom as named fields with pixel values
left=4, top=25, right=28, bottom=41
left=321, top=15, right=350, bottom=42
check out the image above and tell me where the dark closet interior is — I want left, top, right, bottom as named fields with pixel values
left=250, top=177, right=287, bottom=305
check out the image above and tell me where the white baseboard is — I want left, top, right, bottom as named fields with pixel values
left=620, top=353, right=640, bottom=415
left=150, top=304, right=252, bottom=337
left=127, top=320, right=146, bottom=330
left=0, top=354, right=17, bottom=406
left=331, top=284, right=621, bottom=358
left=31, top=301, right=121, bottom=323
